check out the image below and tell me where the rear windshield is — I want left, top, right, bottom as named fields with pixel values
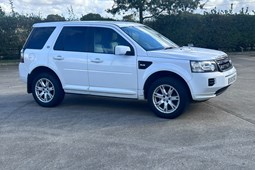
left=23, top=27, right=55, bottom=50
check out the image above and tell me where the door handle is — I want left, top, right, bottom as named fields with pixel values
left=53, top=56, right=64, bottom=60
left=91, top=58, right=103, bottom=63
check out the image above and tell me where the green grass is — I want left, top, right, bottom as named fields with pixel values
left=0, top=59, right=19, bottom=65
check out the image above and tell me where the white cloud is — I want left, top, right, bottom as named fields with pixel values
left=0, top=0, right=114, bottom=19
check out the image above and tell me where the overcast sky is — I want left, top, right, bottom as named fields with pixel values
left=0, top=0, right=255, bottom=19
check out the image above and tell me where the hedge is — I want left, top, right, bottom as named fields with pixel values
left=147, top=14, right=255, bottom=52
left=1, top=13, right=255, bottom=60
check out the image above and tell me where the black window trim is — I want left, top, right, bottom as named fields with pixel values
left=53, top=25, right=136, bottom=55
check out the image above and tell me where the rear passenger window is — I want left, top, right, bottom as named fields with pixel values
left=54, top=27, right=88, bottom=52
left=24, top=27, right=55, bottom=50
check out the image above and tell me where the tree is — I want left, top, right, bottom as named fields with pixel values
left=80, top=13, right=113, bottom=21
left=45, top=14, right=66, bottom=22
left=123, top=14, right=135, bottom=21
left=0, top=6, right=5, bottom=17
left=80, top=13, right=104, bottom=20
left=9, top=0, right=15, bottom=16
left=67, top=6, right=77, bottom=21
left=107, top=0, right=202, bottom=23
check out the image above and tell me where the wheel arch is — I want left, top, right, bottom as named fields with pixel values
left=27, top=66, right=62, bottom=93
left=143, top=71, right=192, bottom=100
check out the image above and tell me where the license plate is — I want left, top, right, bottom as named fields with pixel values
left=228, top=74, right=236, bottom=85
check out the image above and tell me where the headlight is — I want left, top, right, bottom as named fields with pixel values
left=190, top=60, right=218, bottom=73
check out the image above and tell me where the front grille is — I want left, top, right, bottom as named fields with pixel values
left=216, top=55, right=233, bottom=72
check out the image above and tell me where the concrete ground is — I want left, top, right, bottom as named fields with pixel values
left=0, top=53, right=255, bottom=170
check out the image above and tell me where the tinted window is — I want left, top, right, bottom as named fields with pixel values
left=89, top=27, right=133, bottom=54
left=54, top=27, right=88, bottom=52
left=24, top=27, right=55, bottom=50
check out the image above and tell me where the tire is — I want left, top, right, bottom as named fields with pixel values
left=32, top=73, right=65, bottom=107
left=147, top=77, right=190, bottom=119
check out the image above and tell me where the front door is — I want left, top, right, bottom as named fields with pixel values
left=87, top=27, right=137, bottom=98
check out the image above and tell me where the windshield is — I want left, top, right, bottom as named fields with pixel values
left=121, top=26, right=178, bottom=51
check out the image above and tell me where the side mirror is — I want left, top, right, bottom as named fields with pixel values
left=115, top=45, right=131, bottom=55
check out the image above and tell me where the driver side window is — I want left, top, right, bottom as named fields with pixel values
left=90, top=27, right=133, bottom=54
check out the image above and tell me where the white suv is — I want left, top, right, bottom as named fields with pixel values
left=19, top=21, right=237, bottom=119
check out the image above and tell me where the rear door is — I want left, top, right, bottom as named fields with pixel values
left=48, top=26, right=89, bottom=93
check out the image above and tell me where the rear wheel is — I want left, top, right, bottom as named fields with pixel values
left=32, top=73, right=64, bottom=107
left=148, top=77, right=190, bottom=119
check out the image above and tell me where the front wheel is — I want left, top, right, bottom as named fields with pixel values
left=32, top=73, right=65, bottom=107
left=148, top=77, right=190, bottom=119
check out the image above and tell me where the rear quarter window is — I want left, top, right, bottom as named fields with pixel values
left=23, top=27, right=55, bottom=50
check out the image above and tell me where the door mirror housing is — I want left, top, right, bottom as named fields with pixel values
left=115, top=45, right=131, bottom=55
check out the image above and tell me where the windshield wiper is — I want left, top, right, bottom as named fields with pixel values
left=164, top=47, right=174, bottom=50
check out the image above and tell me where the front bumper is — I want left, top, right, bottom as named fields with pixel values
left=189, top=66, right=237, bottom=101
